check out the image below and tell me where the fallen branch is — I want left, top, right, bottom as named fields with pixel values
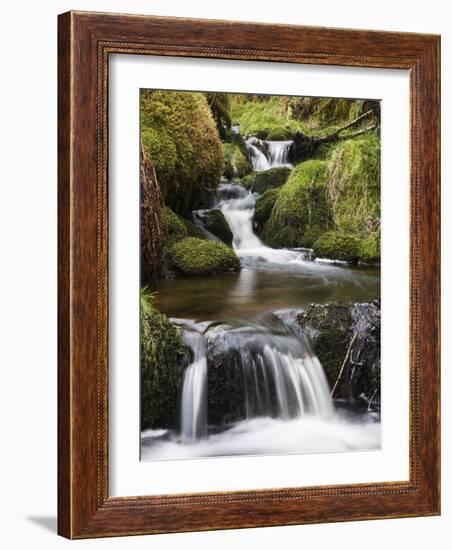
left=330, top=332, right=357, bottom=399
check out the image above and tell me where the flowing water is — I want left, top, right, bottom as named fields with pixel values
left=141, top=179, right=381, bottom=460
left=245, top=138, right=294, bottom=171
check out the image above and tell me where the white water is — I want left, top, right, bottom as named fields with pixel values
left=265, top=140, right=294, bottom=168
left=245, top=138, right=294, bottom=171
left=216, top=183, right=313, bottom=265
left=141, top=414, right=380, bottom=460
left=245, top=140, right=270, bottom=171
left=179, top=327, right=207, bottom=442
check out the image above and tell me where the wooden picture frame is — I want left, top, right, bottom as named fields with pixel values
left=58, top=10, right=440, bottom=539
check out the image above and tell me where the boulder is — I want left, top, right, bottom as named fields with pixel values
left=252, top=166, right=292, bottom=194
left=192, top=208, right=233, bottom=246
left=296, top=301, right=380, bottom=409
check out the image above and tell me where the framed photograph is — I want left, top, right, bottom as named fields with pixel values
left=58, top=11, right=440, bottom=538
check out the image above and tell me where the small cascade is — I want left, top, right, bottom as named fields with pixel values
left=206, top=324, right=334, bottom=423
left=215, top=183, right=312, bottom=265
left=179, top=324, right=208, bottom=442
left=265, top=140, right=294, bottom=168
left=245, top=138, right=270, bottom=171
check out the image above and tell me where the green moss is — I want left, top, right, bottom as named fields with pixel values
left=327, top=134, right=380, bottom=238
left=170, top=237, right=240, bottom=276
left=358, top=232, right=380, bottom=264
left=162, top=206, right=188, bottom=247
left=253, top=167, right=291, bottom=194
left=141, top=90, right=223, bottom=216
left=313, top=231, right=361, bottom=263
left=254, top=189, right=279, bottom=231
left=231, top=96, right=302, bottom=139
left=262, top=160, right=333, bottom=248
left=140, top=289, right=185, bottom=430
left=223, top=142, right=252, bottom=179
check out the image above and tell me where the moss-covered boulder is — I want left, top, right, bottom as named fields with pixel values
left=262, top=160, right=333, bottom=248
left=170, top=237, right=240, bottom=276
left=253, top=188, right=279, bottom=233
left=313, top=231, right=361, bottom=263
left=297, top=301, right=380, bottom=409
left=223, top=142, right=253, bottom=180
left=141, top=90, right=223, bottom=216
left=327, top=134, right=380, bottom=238
left=140, top=290, right=186, bottom=430
left=253, top=167, right=292, bottom=194
left=192, top=209, right=233, bottom=246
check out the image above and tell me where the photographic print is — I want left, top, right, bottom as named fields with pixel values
left=139, top=90, right=381, bottom=461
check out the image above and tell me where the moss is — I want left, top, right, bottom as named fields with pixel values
left=313, top=231, right=361, bottom=263
left=140, top=289, right=185, bottom=430
left=358, top=232, right=380, bottom=264
left=141, top=90, right=223, bottom=216
left=170, top=237, right=240, bottom=276
left=297, top=303, right=353, bottom=388
left=253, top=167, right=291, bottom=194
left=223, top=142, right=252, bottom=179
left=231, top=96, right=302, bottom=139
left=254, top=189, right=279, bottom=232
left=262, top=160, right=333, bottom=248
left=162, top=206, right=188, bottom=247
left=327, top=134, right=381, bottom=238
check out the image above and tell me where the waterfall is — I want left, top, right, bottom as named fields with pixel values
left=215, top=183, right=310, bottom=265
left=179, top=325, right=208, bottom=442
left=245, top=140, right=270, bottom=171
left=245, top=137, right=294, bottom=171
left=265, top=140, right=294, bottom=168
left=206, top=324, right=334, bottom=423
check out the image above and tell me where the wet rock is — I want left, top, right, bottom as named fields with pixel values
left=296, top=301, right=380, bottom=410
left=192, top=208, right=233, bottom=246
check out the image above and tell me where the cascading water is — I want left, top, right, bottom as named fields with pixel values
left=265, top=140, right=294, bottom=168
left=245, top=137, right=294, bottom=171
left=215, top=183, right=312, bottom=265
left=178, top=323, right=208, bottom=442
left=245, top=139, right=270, bottom=171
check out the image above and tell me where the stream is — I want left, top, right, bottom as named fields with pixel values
left=141, top=143, right=381, bottom=461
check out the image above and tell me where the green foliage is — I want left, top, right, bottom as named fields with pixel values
left=254, top=189, right=279, bottom=231
left=313, top=231, right=361, bottom=263
left=231, top=96, right=302, bottom=139
left=140, top=288, right=185, bottom=430
left=170, top=237, right=240, bottom=276
left=327, top=134, right=381, bottom=237
left=223, top=142, right=253, bottom=179
left=253, top=167, right=292, bottom=194
left=141, top=90, right=224, bottom=216
left=262, top=160, right=333, bottom=248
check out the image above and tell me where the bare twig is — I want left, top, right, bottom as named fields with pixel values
left=330, top=332, right=357, bottom=398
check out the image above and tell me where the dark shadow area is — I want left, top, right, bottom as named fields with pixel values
left=26, top=516, right=57, bottom=533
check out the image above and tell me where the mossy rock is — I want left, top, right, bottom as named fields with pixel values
left=262, top=160, right=333, bottom=248
left=170, top=237, right=240, bottom=276
left=313, top=231, right=361, bottom=263
left=358, top=232, right=380, bottom=264
left=254, top=189, right=279, bottom=233
left=297, top=301, right=380, bottom=408
left=223, top=142, right=253, bottom=180
left=141, top=90, right=223, bottom=216
left=327, top=134, right=380, bottom=238
left=193, top=209, right=233, bottom=246
left=140, top=290, right=186, bottom=430
left=253, top=167, right=292, bottom=194
left=162, top=206, right=189, bottom=247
